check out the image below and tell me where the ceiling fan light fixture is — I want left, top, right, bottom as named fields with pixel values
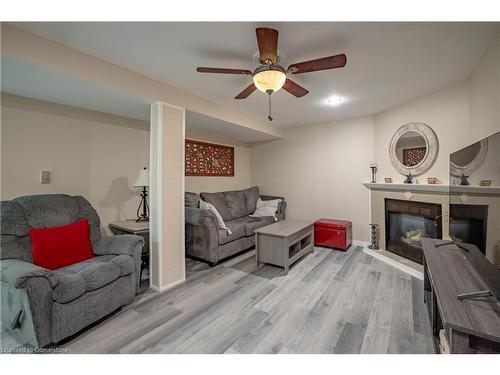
left=252, top=65, right=286, bottom=93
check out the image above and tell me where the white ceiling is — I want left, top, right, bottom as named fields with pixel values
left=9, top=22, right=500, bottom=127
left=1, top=55, right=152, bottom=120
left=185, top=111, right=278, bottom=142
left=0, top=55, right=277, bottom=143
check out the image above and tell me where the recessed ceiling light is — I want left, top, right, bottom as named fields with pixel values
left=326, top=96, right=344, bottom=105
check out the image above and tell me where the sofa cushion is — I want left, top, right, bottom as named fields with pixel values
left=78, top=262, right=121, bottom=291
left=12, top=195, right=101, bottom=244
left=0, top=236, right=32, bottom=262
left=55, top=255, right=115, bottom=274
left=224, top=190, right=247, bottom=219
left=242, top=186, right=260, bottom=216
left=1, top=194, right=102, bottom=262
left=53, top=273, right=87, bottom=303
left=15, top=194, right=81, bottom=229
left=229, top=216, right=275, bottom=237
left=53, top=255, right=129, bottom=302
left=251, top=198, right=282, bottom=219
left=218, top=221, right=246, bottom=245
left=29, top=219, right=94, bottom=270
left=243, top=216, right=274, bottom=236
left=0, top=201, right=29, bottom=237
left=199, top=192, right=231, bottom=221
left=185, top=192, right=200, bottom=208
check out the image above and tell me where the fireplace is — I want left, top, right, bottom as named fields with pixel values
left=449, top=204, right=488, bottom=254
left=385, top=199, right=442, bottom=264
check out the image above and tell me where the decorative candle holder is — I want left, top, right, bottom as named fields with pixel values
left=369, top=161, right=378, bottom=183
left=368, top=224, right=379, bottom=250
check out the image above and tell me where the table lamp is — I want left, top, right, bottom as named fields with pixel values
left=133, top=167, right=149, bottom=222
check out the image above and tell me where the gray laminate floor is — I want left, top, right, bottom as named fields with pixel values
left=1, top=246, right=436, bottom=354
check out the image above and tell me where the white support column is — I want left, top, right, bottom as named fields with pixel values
left=149, top=102, right=185, bottom=291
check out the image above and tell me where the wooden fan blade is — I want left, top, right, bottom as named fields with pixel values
left=287, top=54, right=347, bottom=74
left=256, top=28, right=279, bottom=64
left=235, top=83, right=257, bottom=99
left=197, top=67, right=252, bottom=75
left=282, top=79, right=309, bottom=98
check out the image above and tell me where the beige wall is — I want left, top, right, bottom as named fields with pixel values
left=0, top=97, right=252, bottom=234
left=249, top=35, right=500, bottom=243
left=249, top=82, right=479, bottom=243
left=373, top=82, right=470, bottom=185
left=1, top=101, right=149, bottom=232
left=185, top=128, right=251, bottom=194
left=251, top=116, right=375, bottom=241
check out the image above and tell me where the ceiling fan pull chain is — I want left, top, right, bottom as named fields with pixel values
left=267, top=90, right=273, bottom=121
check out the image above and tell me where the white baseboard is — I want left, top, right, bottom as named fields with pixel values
left=363, top=247, right=424, bottom=280
left=150, top=276, right=186, bottom=293
left=352, top=240, right=369, bottom=248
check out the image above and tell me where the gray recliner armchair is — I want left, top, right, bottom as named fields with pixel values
left=0, top=194, right=143, bottom=347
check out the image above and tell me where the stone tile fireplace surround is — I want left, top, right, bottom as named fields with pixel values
left=364, top=183, right=500, bottom=274
left=385, top=198, right=442, bottom=265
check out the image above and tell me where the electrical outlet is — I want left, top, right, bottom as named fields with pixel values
left=40, top=170, right=51, bottom=184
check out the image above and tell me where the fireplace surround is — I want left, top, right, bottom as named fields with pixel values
left=385, top=198, right=442, bottom=264
left=365, top=182, right=499, bottom=271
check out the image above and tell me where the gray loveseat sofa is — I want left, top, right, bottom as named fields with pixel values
left=0, top=194, right=143, bottom=347
left=185, top=186, right=286, bottom=266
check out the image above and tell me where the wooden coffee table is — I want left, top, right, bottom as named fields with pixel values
left=254, top=220, right=314, bottom=275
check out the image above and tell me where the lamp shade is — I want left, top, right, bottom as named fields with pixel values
left=252, top=65, right=286, bottom=93
left=133, top=167, right=149, bottom=187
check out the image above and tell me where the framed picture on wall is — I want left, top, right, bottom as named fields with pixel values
left=185, top=139, right=235, bottom=176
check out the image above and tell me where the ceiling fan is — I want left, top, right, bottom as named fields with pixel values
left=196, top=27, right=347, bottom=121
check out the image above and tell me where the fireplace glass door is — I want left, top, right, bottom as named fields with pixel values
left=449, top=204, right=488, bottom=254
left=385, top=199, right=442, bottom=265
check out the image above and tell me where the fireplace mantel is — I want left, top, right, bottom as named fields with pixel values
left=363, top=182, right=500, bottom=195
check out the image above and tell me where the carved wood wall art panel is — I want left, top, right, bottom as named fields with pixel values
left=185, top=139, right=234, bottom=176
left=403, top=147, right=427, bottom=167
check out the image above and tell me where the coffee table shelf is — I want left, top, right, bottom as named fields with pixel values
left=254, top=220, right=314, bottom=275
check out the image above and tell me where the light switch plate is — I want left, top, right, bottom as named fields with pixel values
left=40, top=170, right=51, bottom=184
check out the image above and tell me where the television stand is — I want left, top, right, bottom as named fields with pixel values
left=422, top=238, right=500, bottom=353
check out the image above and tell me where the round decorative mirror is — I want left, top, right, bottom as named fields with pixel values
left=389, top=123, right=438, bottom=176
left=450, top=139, right=488, bottom=177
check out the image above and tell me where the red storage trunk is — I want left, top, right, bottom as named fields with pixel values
left=314, top=219, right=352, bottom=251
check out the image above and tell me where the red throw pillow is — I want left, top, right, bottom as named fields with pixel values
left=29, top=219, right=94, bottom=270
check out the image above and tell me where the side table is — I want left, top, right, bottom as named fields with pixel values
left=109, top=220, right=149, bottom=281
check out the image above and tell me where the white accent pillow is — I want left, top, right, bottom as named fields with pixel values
left=251, top=198, right=281, bottom=221
left=199, top=200, right=232, bottom=235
